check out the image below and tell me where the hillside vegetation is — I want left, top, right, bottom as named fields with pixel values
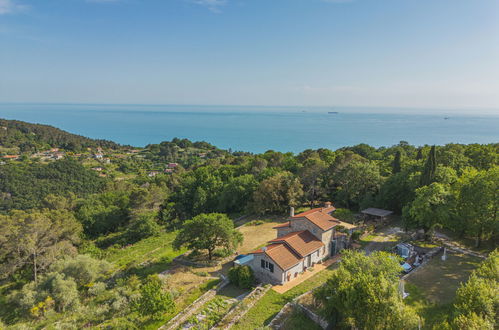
left=0, top=120, right=497, bottom=328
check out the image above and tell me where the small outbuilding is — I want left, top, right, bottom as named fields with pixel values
left=361, top=208, right=393, bottom=224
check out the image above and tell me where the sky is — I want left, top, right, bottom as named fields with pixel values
left=0, top=0, right=498, bottom=110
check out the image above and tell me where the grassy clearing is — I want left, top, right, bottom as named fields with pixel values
left=236, top=219, right=285, bottom=255
left=216, top=284, right=249, bottom=300
left=406, top=251, right=481, bottom=304
left=104, top=231, right=186, bottom=277
left=404, top=250, right=482, bottom=329
left=280, top=308, right=322, bottom=330
left=405, top=283, right=454, bottom=329
left=232, top=264, right=337, bottom=329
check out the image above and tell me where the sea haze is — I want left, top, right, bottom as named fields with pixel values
left=1, top=104, right=498, bottom=153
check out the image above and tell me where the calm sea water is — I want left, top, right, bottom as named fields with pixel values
left=1, top=104, right=498, bottom=153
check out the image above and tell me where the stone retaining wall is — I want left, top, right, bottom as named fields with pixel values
left=213, top=284, right=271, bottom=329
left=160, top=277, right=229, bottom=330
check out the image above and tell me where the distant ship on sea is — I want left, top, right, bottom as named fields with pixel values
left=328, top=111, right=339, bottom=114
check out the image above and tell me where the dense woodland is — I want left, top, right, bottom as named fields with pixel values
left=0, top=118, right=497, bottom=328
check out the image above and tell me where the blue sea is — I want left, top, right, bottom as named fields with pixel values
left=1, top=103, right=498, bottom=153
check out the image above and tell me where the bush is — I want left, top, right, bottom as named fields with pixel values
left=228, top=265, right=254, bottom=289
left=351, top=231, right=362, bottom=241
left=213, top=248, right=233, bottom=259
left=334, top=208, right=356, bottom=224
left=247, top=220, right=264, bottom=226
left=50, top=254, right=112, bottom=287
left=125, top=212, right=162, bottom=243
left=133, top=275, right=174, bottom=319
left=88, top=282, right=107, bottom=296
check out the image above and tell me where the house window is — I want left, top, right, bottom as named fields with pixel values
left=261, top=260, right=274, bottom=273
left=317, top=250, right=320, bottom=257
left=322, top=247, right=325, bottom=255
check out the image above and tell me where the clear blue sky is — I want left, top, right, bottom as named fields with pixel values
left=1, top=0, right=498, bottom=110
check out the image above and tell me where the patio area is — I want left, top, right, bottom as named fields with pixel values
left=272, top=255, right=340, bottom=294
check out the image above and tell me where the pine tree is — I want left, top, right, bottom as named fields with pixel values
left=420, top=145, right=437, bottom=186
left=416, top=148, right=423, bottom=160
left=392, top=150, right=402, bottom=174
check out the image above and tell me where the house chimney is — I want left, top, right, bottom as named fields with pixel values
left=262, top=246, right=267, bottom=252
left=289, top=206, right=295, bottom=217
left=324, top=201, right=332, bottom=208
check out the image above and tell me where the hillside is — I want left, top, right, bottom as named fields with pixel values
left=0, top=118, right=121, bottom=153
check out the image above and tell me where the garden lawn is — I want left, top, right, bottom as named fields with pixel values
left=237, top=219, right=286, bottom=254
left=280, top=308, right=322, bottom=330
left=104, top=231, right=186, bottom=277
left=405, top=250, right=482, bottom=329
left=232, top=264, right=338, bottom=329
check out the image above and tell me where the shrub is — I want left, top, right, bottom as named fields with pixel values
left=50, top=254, right=112, bottom=287
left=213, top=248, right=233, bottom=259
left=88, top=282, right=107, bottom=296
left=228, top=265, right=254, bottom=289
left=133, top=275, right=174, bottom=319
left=334, top=208, right=356, bottom=223
left=247, top=220, right=264, bottom=226
left=351, top=231, right=362, bottom=241
left=126, top=212, right=162, bottom=243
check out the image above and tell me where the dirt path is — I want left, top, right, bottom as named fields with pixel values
left=363, top=226, right=406, bottom=254
left=434, top=231, right=487, bottom=259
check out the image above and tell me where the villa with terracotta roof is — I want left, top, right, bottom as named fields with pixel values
left=246, top=202, right=357, bottom=285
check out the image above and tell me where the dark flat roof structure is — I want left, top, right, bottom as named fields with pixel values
left=361, top=208, right=393, bottom=218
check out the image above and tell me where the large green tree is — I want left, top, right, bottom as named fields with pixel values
left=173, top=213, right=242, bottom=260
left=0, top=209, right=82, bottom=282
left=455, top=167, right=498, bottom=247
left=403, top=182, right=452, bottom=239
left=451, top=250, right=498, bottom=329
left=420, top=145, right=437, bottom=186
left=250, top=171, right=303, bottom=214
left=329, top=159, right=383, bottom=209
left=314, top=250, right=419, bottom=329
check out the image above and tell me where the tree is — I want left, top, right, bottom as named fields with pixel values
left=8, top=272, right=80, bottom=313
left=314, top=250, right=418, bottom=329
left=420, top=145, right=437, bottom=186
left=218, top=174, right=258, bottom=213
left=391, top=150, right=402, bottom=174
left=75, top=191, right=130, bottom=237
left=451, top=251, right=499, bottom=328
left=403, top=183, right=451, bottom=240
left=298, top=157, right=327, bottom=206
left=329, top=159, right=383, bottom=209
left=50, top=255, right=112, bottom=287
left=455, top=167, right=498, bottom=247
left=0, top=209, right=82, bottom=282
left=173, top=213, right=242, bottom=260
left=133, top=275, right=174, bottom=319
left=251, top=171, right=303, bottom=214
left=125, top=211, right=162, bottom=243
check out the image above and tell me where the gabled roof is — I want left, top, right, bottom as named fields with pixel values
left=251, top=243, right=301, bottom=270
left=291, top=206, right=339, bottom=231
left=269, top=230, right=324, bottom=258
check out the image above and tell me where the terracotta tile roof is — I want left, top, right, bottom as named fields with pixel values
left=290, top=205, right=342, bottom=231
left=273, top=222, right=291, bottom=229
left=265, top=243, right=302, bottom=270
left=269, top=230, right=324, bottom=258
left=294, top=205, right=335, bottom=217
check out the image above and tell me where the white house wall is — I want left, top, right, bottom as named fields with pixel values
left=250, top=253, right=285, bottom=285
